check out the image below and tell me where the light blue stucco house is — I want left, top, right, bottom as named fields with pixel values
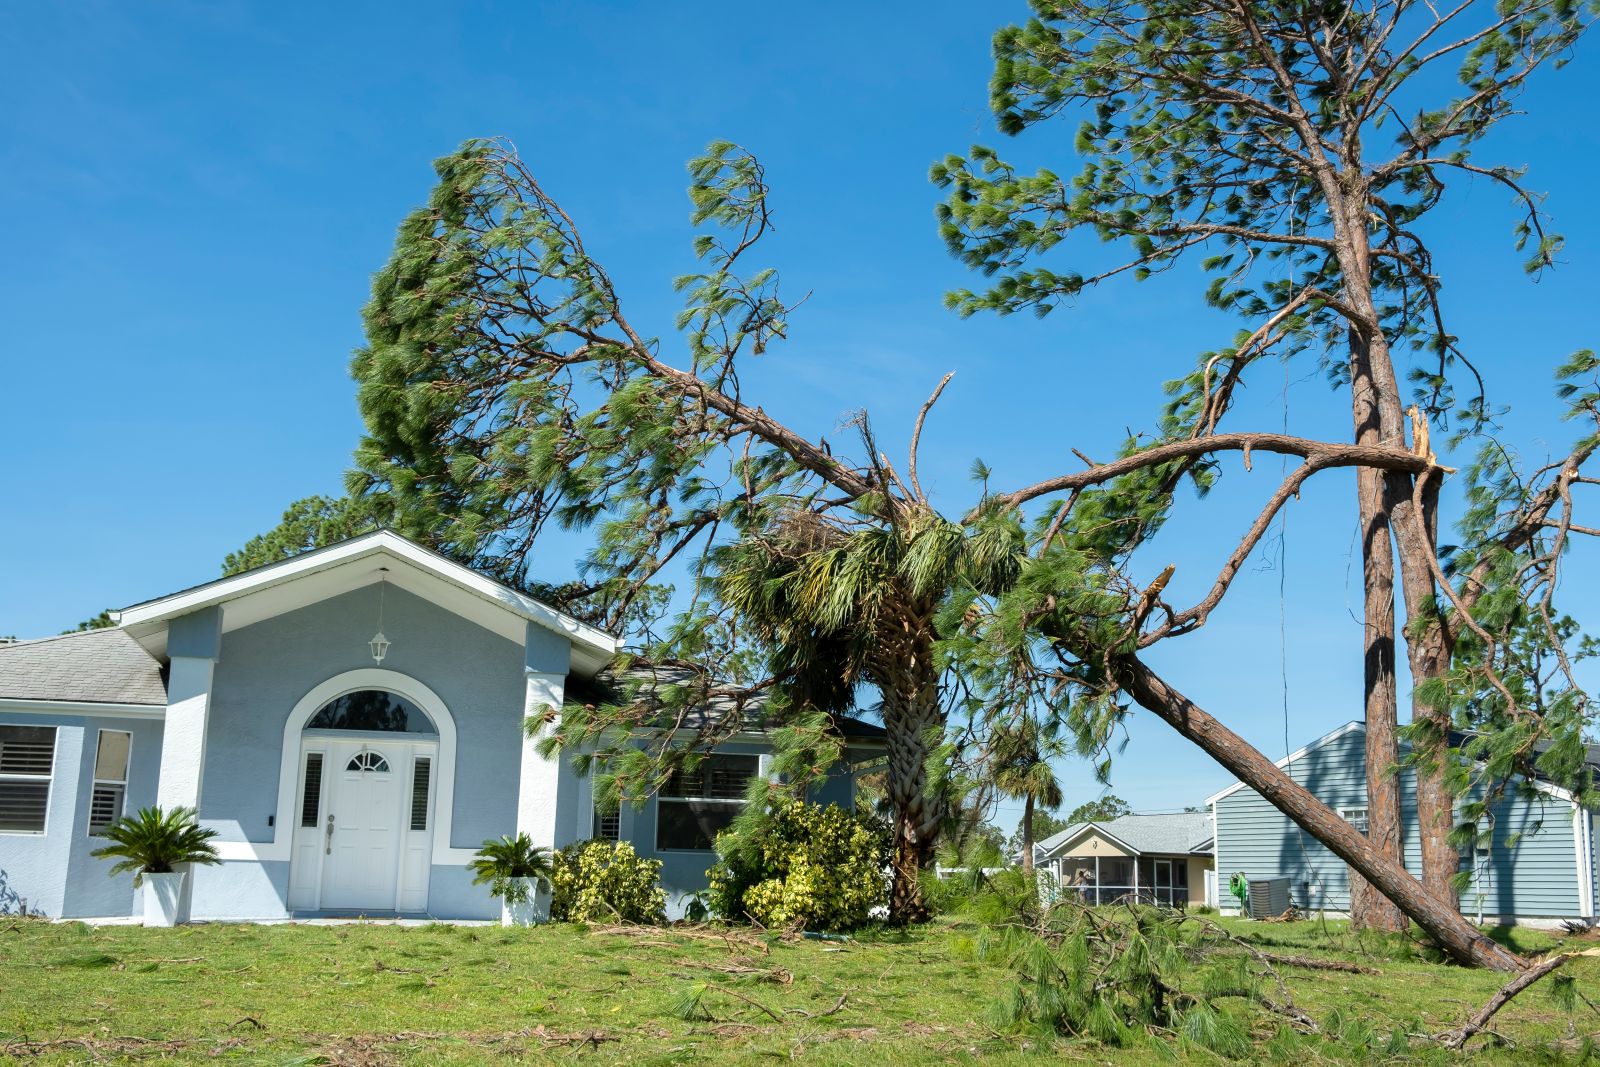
left=1209, top=721, right=1596, bottom=926
left=0, top=531, right=882, bottom=922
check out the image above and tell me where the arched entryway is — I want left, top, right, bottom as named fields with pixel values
left=284, top=675, right=449, bottom=914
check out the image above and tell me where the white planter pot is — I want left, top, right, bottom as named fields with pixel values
left=142, top=871, right=186, bottom=928
left=501, top=878, right=551, bottom=927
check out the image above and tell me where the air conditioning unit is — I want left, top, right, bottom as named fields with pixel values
left=1247, top=876, right=1291, bottom=919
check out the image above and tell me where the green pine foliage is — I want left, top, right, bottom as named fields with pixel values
left=1406, top=351, right=1600, bottom=845
left=928, top=0, right=1600, bottom=907
left=222, top=495, right=389, bottom=576
left=64, top=611, right=115, bottom=634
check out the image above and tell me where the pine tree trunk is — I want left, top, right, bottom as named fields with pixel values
left=1346, top=320, right=1408, bottom=934
left=879, top=663, right=945, bottom=924
left=1111, top=652, right=1524, bottom=972
left=1392, top=475, right=1460, bottom=908
left=1021, top=794, right=1035, bottom=875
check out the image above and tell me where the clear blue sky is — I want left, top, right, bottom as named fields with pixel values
left=3, top=2, right=1597, bottom=828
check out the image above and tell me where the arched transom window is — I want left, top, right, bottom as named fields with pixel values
left=345, top=751, right=391, bottom=773
left=305, top=690, right=436, bottom=734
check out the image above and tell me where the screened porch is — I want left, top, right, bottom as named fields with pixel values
left=1048, top=853, right=1191, bottom=907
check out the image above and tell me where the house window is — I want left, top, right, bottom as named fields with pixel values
left=593, top=803, right=620, bottom=841
left=88, top=730, right=132, bottom=835
left=655, top=754, right=757, bottom=851
left=300, top=753, right=324, bottom=828
left=0, top=725, right=56, bottom=834
left=409, top=758, right=431, bottom=832
left=1339, top=807, right=1369, bottom=835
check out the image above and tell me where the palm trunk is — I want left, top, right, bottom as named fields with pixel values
left=1111, top=651, right=1523, bottom=971
left=879, top=670, right=945, bottom=924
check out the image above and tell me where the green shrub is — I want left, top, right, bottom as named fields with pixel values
left=469, top=833, right=555, bottom=906
left=707, top=800, right=889, bottom=930
left=550, top=840, right=667, bottom=924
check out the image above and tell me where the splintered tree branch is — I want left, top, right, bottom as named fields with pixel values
left=908, top=371, right=955, bottom=507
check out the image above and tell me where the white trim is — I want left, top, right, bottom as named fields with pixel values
left=1529, top=775, right=1577, bottom=804
left=1580, top=806, right=1593, bottom=921
left=1574, top=801, right=1595, bottom=920
left=214, top=668, right=474, bottom=864
left=114, top=531, right=619, bottom=660
left=1035, top=822, right=1142, bottom=862
left=0, top=699, right=165, bottom=719
left=1210, top=803, right=1219, bottom=877
left=1205, top=721, right=1364, bottom=807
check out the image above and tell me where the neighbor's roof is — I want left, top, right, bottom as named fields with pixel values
left=1036, top=811, right=1214, bottom=860
left=571, top=665, right=888, bottom=744
left=0, top=628, right=167, bottom=706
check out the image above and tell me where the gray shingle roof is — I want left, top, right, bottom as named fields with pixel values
left=0, top=628, right=167, bottom=706
left=570, top=665, right=887, bottom=742
left=1037, top=811, right=1214, bottom=859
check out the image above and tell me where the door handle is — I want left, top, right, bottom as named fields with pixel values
left=325, top=813, right=335, bottom=855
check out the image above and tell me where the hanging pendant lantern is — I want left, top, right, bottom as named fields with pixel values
left=369, top=570, right=391, bottom=665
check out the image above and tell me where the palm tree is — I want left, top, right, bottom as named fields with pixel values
left=90, top=806, right=221, bottom=884
left=990, top=715, right=1066, bottom=876
left=470, top=833, right=555, bottom=906
left=714, top=505, right=1020, bottom=920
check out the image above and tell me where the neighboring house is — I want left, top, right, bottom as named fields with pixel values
left=0, top=531, right=882, bottom=922
left=1208, top=721, right=1596, bottom=925
left=1033, top=812, right=1216, bottom=907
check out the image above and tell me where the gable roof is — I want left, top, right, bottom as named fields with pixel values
left=0, top=628, right=167, bottom=706
left=1036, top=811, right=1215, bottom=860
left=114, top=530, right=622, bottom=675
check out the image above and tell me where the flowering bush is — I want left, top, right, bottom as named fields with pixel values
left=550, top=839, right=667, bottom=924
left=707, top=801, right=889, bottom=930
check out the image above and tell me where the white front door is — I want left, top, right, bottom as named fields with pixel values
left=320, top=742, right=403, bottom=911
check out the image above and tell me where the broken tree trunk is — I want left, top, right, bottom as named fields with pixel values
left=1110, top=651, right=1525, bottom=972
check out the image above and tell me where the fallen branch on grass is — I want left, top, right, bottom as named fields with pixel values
left=1442, top=949, right=1600, bottom=1050
left=2, top=1035, right=245, bottom=1057
left=591, top=922, right=770, bottom=955
left=787, top=994, right=849, bottom=1018
left=1255, top=952, right=1379, bottom=975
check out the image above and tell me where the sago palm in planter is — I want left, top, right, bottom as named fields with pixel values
left=470, top=833, right=554, bottom=926
left=90, top=806, right=221, bottom=927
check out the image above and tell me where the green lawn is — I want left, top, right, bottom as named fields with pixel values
left=0, top=915, right=1594, bottom=1064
